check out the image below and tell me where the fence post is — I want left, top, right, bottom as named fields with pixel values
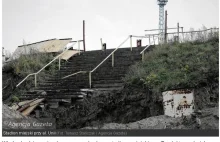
left=130, top=35, right=132, bottom=51
left=142, top=52, right=144, bottom=62
left=112, top=52, right=114, bottom=67
left=35, top=74, right=37, bottom=87
left=89, top=72, right=92, bottom=88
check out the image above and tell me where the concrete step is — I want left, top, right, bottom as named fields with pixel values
left=23, top=46, right=155, bottom=100
left=93, top=83, right=124, bottom=88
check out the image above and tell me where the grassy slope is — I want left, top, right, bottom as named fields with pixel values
left=123, top=37, right=219, bottom=93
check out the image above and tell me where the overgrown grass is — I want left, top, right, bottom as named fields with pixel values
left=123, top=35, right=219, bottom=93
left=2, top=51, right=60, bottom=102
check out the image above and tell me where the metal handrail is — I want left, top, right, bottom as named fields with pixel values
left=140, top=40, right=157, bottom=62
left=91, top=36, right=130, bottom=73
left=60, top=28, right=219, bottom=88
left=62, top=36, right=130, bottom=88
left=145, top=28, right=219, bottom=36
left=131, top=35, right=148, bottom=38
left=62, top=71, right=87, bottom=79
left=140, top=43, right=153, bottom=54
left=16, top=41, right=79, bottom=88
left=16, top=73, right=36, bottom=87
left=88, top=36, right=130, bottom=88
left=166, top=28, right=219, bottom=35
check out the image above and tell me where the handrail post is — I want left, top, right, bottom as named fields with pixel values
left=130, top=35, right=132, bottom=51
left=142, top=52, right=144, bottom=62
left=89, top=72, right=92, bottom=88
left=112, top=52, right=114, bottom=67
left=148, top=36, right=151, bottom=45
left=59, top=57, right=61, bottom=70
left=35, top=74, right=37, bottom=88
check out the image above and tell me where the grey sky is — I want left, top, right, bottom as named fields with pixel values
left=2, top=0, right=219, bottom=53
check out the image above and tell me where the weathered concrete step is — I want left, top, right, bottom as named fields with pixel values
left=20, top=95, right=84, bottom=100
left=89, top=87, right=123, bottom=91
left=92, top=74, right=125, bottom=78
left=28, top=89, right=81, bottom=93
left=92, top=80, right=123, bottom=84
left=66, top=54, right=141, bottom=62
left=34, top=85, right=81, bottom=89
left=64, top=57, right=141, bottom=65
left=60, top=60, right=140, bottom=68
left=23, top=91, right=83, bottom=97
left=93, top=83, right=124, bottom=88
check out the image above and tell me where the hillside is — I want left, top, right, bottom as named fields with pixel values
left=123, top=37, right=219, bottom=92
left=2, top=36, right=219, bottom=129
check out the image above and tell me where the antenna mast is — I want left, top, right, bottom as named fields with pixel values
left=157, top=0, right=168, bottom=42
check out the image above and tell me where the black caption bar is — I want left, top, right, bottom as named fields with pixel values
left=2, top=129, right=219, bottom=137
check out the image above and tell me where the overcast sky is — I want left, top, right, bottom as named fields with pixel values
left=2, top=0, right=219, bottom=53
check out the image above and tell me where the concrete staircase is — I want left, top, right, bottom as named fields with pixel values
left=20, top=46, right=154, bottom=107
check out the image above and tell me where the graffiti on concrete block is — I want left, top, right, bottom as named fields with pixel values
left=162, top=89, right=194, bottom=118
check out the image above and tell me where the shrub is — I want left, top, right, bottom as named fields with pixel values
left=11, top=95, right=20, bottom=103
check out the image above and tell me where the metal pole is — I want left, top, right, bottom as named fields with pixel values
left=59, top=57, right=61, bottom=70
left=35, top=74, right=37, bottom=87
left=164, top=10, right=168, bottom=43
left=177, top=23, right=180, bottom=42
left=100, top=38, right=103, bottom=51
left=83, top=20, right=86, bottom=51
left=130, top=35, right=132, bottom=51
left=112, top=52, right=114, bottom=67
left=89, top=72, right=92, bottom=88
